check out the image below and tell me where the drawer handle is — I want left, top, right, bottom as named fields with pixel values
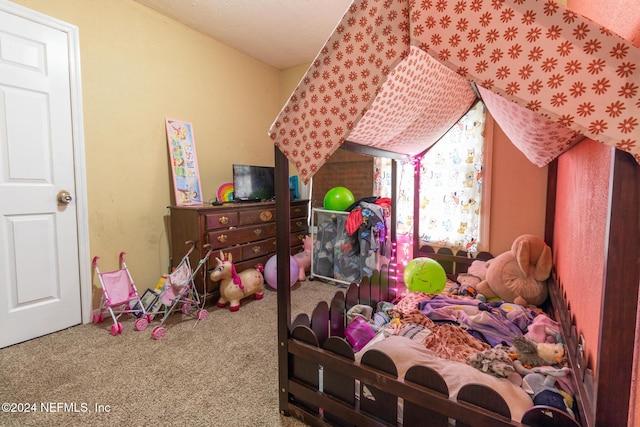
left=218, top=216, right=229, bottom=225
left=251, top=245, right=261, bottom=254
left=260, top=211, right=273, bottom=221
left=295, top=221, right=303, bottom=227
left=253, top=229, right=263, bottom=236
left=293, top=208, right=301, bottom=214
left=297, top=234, right=305, bottom=241
left=217, top=234, right=228, bottom=243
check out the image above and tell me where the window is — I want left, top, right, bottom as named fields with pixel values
left=417, top=101, right=489, bottom=252
left=377, top=101, right=491, bottom=258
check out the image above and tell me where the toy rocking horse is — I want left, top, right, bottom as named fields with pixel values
left=209, top=251, right=264, bottom=312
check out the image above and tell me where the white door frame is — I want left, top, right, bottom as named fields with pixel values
left=2, top=1, right=92, bottom=324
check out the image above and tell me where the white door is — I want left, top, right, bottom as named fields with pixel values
left=0, top=4, right=89, bottom=348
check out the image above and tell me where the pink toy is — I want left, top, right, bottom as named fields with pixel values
left=293, top=235, right=312, bottom=281
left=92, top=252, right=150, bottom=335
left=210, top=251, right=264, bottom=312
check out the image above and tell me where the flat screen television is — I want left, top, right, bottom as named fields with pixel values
left=232, top=164, right=275, bottom=202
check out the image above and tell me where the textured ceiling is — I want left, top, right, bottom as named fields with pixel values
left=133, top=0, right=352, bottom=69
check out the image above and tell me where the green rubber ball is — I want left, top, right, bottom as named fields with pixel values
left=403, top=257, right=447, bottom=294
left=323, top=186, right=355, bottom=211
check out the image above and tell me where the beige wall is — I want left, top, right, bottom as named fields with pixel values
left=12, top=0, right=281, bottom=291
left=278, top=63, right=311, bottom=105
left=487, top=120, right=548, bottom=254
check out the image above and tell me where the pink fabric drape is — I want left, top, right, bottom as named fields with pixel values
left=269, top=0, right=640, bottom=182
left=347, top=46, right=476, bottom=156
left=411, top=0, right=639, bottom=164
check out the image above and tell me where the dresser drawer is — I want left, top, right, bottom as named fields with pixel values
left=290, top=217, right=307, bottom=233
left=205, top=212, right=238, bottom=230
left=208, top=224, right=275, bottom=249
left=290, top=204, right=308, bottom=219
left=241, top=238, right=276, bottom=259
left=209, top=246, right=242, bottom=265
left=234, top=254, right=270, bottom=273
left=291, top=230, right=308, bottom=246
left=238, top=207, right=276, bottom=225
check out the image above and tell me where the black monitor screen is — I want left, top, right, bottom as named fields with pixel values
left=232, top=164, right=275, bottom=201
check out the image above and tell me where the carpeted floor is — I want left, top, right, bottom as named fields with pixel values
left=0, top=279, right=344, bottom=427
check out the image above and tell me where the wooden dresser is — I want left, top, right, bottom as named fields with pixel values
left=168, top=200, right=309, bottom=294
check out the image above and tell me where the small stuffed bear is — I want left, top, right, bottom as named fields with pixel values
left=476, top=234, right=552, bottom=306
left=449, top=273, right=484, bottom=300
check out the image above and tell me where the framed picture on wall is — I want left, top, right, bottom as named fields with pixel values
left=165, top=118, right=203, bottom=206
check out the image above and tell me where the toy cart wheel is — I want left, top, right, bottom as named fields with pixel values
left=134, top=317, right=148, bottom=331
left=110, top=323, right=120, bottom=336
left=181, top=303, right=191, bottom=315
left=197, top=309, right=208, bottom=320
left=117, top=323, right=123, bottom=333
left=151, top=326, right=165, bottom=340
left=146, top=314, right=153, bottom=323
left=93, top=313, right=101, bottom=324
left=308, top=275, right=315, bottom=281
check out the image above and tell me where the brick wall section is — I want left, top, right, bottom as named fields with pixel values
left=311, top=150, right=373, bottom=209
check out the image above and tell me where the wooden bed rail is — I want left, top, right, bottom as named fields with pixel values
left=287, top=338, right=523, bottom=427
left=547, top=273, right=594, bottom=427
left=417, top=245, right=492, bottom=280
left=286, top=263, right=581, bottom=427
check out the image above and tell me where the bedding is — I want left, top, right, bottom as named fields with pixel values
left=351, top=290, right=576, bottom=423
left=356, top=334, right=534, bottom=422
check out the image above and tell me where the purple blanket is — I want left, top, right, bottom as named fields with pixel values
left=418, top=296, right=537, bottom=347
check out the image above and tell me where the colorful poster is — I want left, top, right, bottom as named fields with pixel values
left=165, top=119, right=202, bottom=206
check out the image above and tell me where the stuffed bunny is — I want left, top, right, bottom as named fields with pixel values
left=476, top=234, right=552, bottom=306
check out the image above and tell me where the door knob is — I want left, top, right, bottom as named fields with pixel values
left=57, top=190, right=73, bottom=205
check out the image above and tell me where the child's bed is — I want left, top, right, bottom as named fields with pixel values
left=268, top=1, right=640, bottom=426
left=279, top=247, right=584, bottom=427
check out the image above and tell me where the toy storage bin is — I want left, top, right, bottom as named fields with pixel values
left=311, top=208, right=339, bottom=282
left=333, top=212, right=362, bottom=283
left=310, top=208, right=377, bottom=286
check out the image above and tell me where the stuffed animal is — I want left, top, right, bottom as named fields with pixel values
left=293, top=235, right=312, bottom=281
left=210, top=251, right=264, bottom=312
left=476, top=234, right=552, bottom=306
left=511, top=336, right=565, bottom=368
left=468, top=347, right=516, bottom=379
left=449, top=272, right=487, bottom=301
left=467, top=259, right=488, bottom=281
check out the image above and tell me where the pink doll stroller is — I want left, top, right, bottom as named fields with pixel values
left=150, top=241, right=212, bottom=340
left=93, top=252, right=151, bottom=335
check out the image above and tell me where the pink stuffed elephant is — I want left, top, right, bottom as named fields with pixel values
left=476, top=234, right=553, bottom=307
left=293, top=235, right=312, bottom=281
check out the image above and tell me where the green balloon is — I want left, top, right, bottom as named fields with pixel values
left=323, top=186, right=355, bottom=211
left=403, top=257, right=447, bottom=294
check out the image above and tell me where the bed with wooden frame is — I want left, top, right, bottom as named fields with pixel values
left=272, top=149, right=638, bottom=427
left=268, top=1, right=640, bottom=426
